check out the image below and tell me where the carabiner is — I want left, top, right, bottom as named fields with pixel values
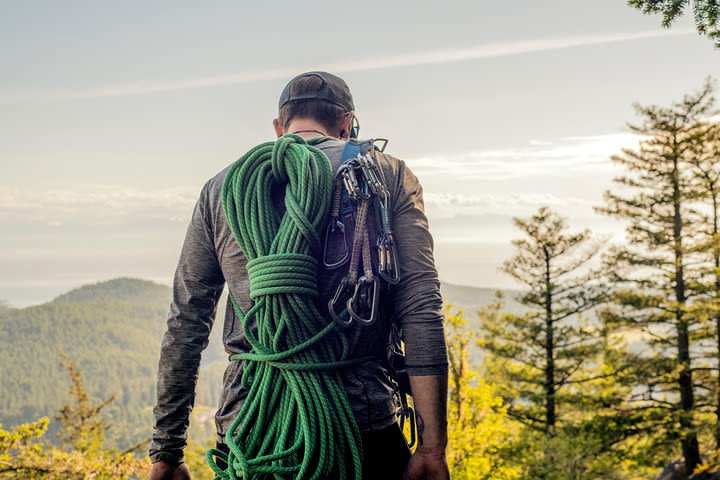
left=357, top=176, right=371, bottom=200
left=375, top=189, right=392, bottom=235
left=346, top=276, right=379, bottom=326
left=378, top=239, right=400, bottom=285
left=341, top=165, right=362, bottom=200
left=373, top=138, right=389, bottom=153
left=358, top=154, right=384, bottom=196
left=398, top=405, right=417, bottom=449
left=328, top=277, right=353, bottom=328
left=322, top=219, right=350, bottom=269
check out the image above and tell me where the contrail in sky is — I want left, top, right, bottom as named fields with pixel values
left=5, top=28, right=695, bottom=101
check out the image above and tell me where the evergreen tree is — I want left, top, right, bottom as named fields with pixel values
left=595, top=79, right=716, bottom=474
left=479, top=207, right=606, bottom=435
left=628, top=0, right=720, bottom=47
left=687, top=116, right=720, bottom=448
left=55, top=353, right=116, bottom=455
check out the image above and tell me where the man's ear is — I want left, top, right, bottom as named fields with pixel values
left=340, top=112, right=354, bottom=139
left=272, top=118, right=284, bottom=138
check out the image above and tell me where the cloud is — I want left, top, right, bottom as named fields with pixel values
left=406, top=132, right=641, bottom=180
left=424, top=191, right=595, bottom=219
left=0, top=184, right=199, bottom=223
left=2, top=29, right=693, bottom=102
left=0, top=132, right=640, bottom=225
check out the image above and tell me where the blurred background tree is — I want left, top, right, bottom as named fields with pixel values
left=595, top=79, right=717, bottom=476
left=628, top=0, right=720, bottom=47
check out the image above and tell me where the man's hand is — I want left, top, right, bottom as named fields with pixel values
left=403, top=447, right=450, bottom=480
left=148, top=460, right=191, bottom=480
left=403, top=374, right=449, bottom=479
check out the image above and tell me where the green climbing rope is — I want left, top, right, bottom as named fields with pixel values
left=205, top=134, right=365, bottom=480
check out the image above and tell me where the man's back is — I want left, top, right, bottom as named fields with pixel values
left=150, top=136, right=446, bottom=460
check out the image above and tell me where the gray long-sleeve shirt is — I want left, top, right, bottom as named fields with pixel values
left=149, top=137, right=448, bottom=464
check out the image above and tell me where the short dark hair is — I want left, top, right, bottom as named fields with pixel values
left=277, top=75, right=348, bottom=133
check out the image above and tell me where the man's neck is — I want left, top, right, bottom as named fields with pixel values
left=285, top=120, right=336, bottom=140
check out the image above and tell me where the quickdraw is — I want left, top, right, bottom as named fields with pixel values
left=325, top=139, right=396, bottom=328
left=322, top=137, right=417, bottom=449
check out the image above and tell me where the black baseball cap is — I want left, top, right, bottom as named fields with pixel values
left=278, top=71, right=354, bottom=112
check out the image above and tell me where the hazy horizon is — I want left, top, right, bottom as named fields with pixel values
left=3, top=1, right=720, bottom=307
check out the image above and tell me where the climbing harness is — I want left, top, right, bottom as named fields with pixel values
left=206, top=134, right=370, bottom=480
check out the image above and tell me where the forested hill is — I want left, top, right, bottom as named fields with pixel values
left=0, top=277, right=505, bottom=449
left=0, top=277, right=227, bottom=448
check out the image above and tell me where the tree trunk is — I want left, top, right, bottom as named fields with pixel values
left=672, top=160, right=700, bottom=474
left=712, top=195, right=720, bottom=449
left=543, top=247, right=555, bottom=433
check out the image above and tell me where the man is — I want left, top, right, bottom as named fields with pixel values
left=148, top=72, right=449, bottom=480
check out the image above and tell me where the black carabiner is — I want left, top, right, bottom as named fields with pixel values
left=373, top=138, right=389, bottom=153
left=379, top=239, right=400, bottom=285
left=329, top=277, right=354, bottom=328
left=346, top=276, right=379, bottom=326
left=398, top=405, right=417, bottom=449
left=322, top=219, right=350, bottom=269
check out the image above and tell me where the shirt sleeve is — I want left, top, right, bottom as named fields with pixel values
left=149, top=180, right=226, bottom=464
left=388, top=158, right=449, bottom=376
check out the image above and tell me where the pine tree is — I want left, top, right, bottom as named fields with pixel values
left=55, top=353, right=116, bottom=455
left=479, top=207, right=606, bottom=434
left=686, top=116, right=720, bottom=448
left=595, top=79, right=716, bottom=474
left=628, top=0, right=720, bottom=47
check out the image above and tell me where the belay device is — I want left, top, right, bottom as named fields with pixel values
left=321, top=137, right=417, bottom=449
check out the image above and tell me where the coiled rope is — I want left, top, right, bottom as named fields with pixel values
left=205, top=134, right=365, bottom=479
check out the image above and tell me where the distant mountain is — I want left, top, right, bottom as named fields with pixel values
left=0, top=277, right=509, bottom=449
left=0, top=277, right=226, bottom=448
left=53, top=277, right=171, bottom=305
left=440, top=282, right=525, bottom=320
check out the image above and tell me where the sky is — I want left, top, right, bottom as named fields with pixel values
left=2, top=1, right=720, bottom=307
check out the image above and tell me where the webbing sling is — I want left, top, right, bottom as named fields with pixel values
left=206, top=134, right=368, bottom=480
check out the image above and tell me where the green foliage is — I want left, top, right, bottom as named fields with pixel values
left=444, top=304, right=520, bottom=480
left=480, top=207, right=606, bottom=433
left=0, top=359, right=150, bottom=479
left=185, top=434, right=216, bottom=480
left=0, top=357, right=224, bottom=479
left=55, top=353, right=115, bottom=455
left=628, top=0, right=720, bottom=47
left=0, top=277, right=226, bottom=449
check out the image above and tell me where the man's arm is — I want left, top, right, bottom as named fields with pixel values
left=386, top=156, right=450, bottom=478
left=149, top=180, right=225, bottom=467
